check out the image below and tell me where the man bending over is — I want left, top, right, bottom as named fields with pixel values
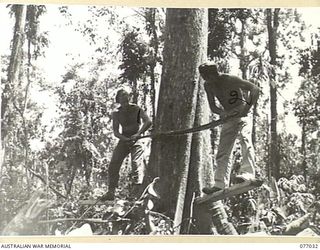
left=198, top=63, right=259, bottom=194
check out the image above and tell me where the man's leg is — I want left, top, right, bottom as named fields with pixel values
left=238, top=117, right=255, bottom=178
left=130, top=141, right=145, bottom=198
left=105, top=141, right=130, bottom=199
left=214, top=118, right=243, bottom=189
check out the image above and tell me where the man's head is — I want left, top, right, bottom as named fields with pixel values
left=198, top=63, right=219, bottom=81
left=115, top=89, right=130, bottom=106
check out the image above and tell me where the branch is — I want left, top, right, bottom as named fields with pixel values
left=231, top=49, right=242, bottom=58
left=12, top=100, right=24, bottom=118
left=148, top=211, right=173, bottom=222
left=25, top=167, right=67, bottom=199
left=78, top=200, right=114, bottom=206
left=38, top=218, right=130, bottom=224
left=133, top=8, right=147, bottom=19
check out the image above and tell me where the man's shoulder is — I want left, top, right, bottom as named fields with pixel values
left=114, top=104, right=142, bottom=114
left=220, top=74, right=240, bottom=80
left=129, top=103, right=142, bottom=111
left=220, top=74, right=244, bottom=84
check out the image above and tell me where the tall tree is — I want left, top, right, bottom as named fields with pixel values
left=1, top=5, right=27, bottom=154
left=25, top=5, right=48, bottom=112
left=144, top=8, right=163, bottom=123
left=0, top=5, right=28, bottom=230
left=229, top=9, right=264, bottom=147
left=266, top=8, right=280, bottom=180
left=148, top=8, right=236, bottom=235
left=148, top=8, right=207, bottom=233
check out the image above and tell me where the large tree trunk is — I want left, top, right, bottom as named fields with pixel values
left=148, top=8, right=236, bottom=235
left=266, top=8, right=280, bottom=180
left=148, top=8, right=208, bottom=232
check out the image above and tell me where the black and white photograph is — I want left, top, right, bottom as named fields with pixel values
left=0, top=4, right=320, bottom=237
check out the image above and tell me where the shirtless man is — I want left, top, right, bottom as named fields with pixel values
left=102, top=89, right=152, bottom=200
left=198, top=63, right=259, bottom=194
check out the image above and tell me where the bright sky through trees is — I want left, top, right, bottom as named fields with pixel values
left=0, top=6, right=319, bottom=138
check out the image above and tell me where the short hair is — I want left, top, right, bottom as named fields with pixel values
left=115, top=89, right=129, bottom=103
left=198, top=63, right=219, bottom=77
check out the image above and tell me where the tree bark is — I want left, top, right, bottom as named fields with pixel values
left=148, top=8, right=207, bottom=232
left=266, top=8, right=280, bottom=180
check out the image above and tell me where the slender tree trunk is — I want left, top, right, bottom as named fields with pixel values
left=66, top=165, right=77, bottom=196
left=2, top=5, right=27, bottom=117
left=266, top=8, right=280, bottom=180
left=238, top=15, right=259, bottom=149
left=239, top=18, right=248, bottom=80
left=252, top=102, right=258, bottom=147
left=207, top=9, right=218, bottom=167
left=132, top=79, right=138, bottom=104
left=238, top=16, right=258, bottom=149
left=1, top=5, right=27, bottom=166
left=301, top=120, right=307, bottom=180
left=148, top=8, right=159, bottom=124
left=150, top=68, right=156, bottom=122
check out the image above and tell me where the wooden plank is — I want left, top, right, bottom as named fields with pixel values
left=195, top=179, right=264, bottom=205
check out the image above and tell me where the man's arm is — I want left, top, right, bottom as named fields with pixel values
left=236, top=78, right=260, bottom=115
left=204, top=83, right=224, bottom=115
left=112, top=112, right=130, bottom=141
left=130, top=109, right=152, bottom=140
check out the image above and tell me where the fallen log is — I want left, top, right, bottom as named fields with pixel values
left=283, top=213, right=311, bottom=235
left=195, top=179, right=264, bottom=205
left=297, top=228, right=319, bottom=236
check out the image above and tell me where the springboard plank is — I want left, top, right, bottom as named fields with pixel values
left=195, top=179, right=263, bottom=205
